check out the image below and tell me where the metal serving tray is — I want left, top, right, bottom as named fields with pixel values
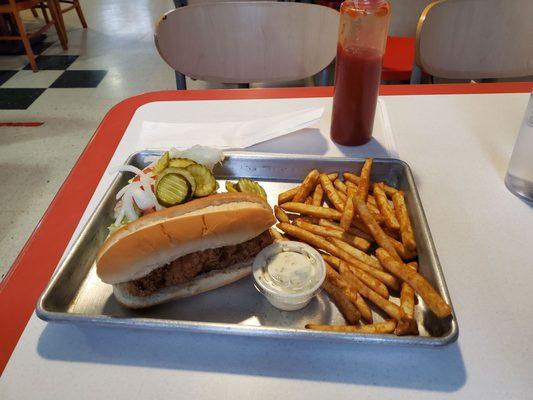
left=37, top=152, right=458, bottom=346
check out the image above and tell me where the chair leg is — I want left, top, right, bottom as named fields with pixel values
left=47, top=0, right=68, bottom=50
left=40, top=3, right=50, bottom=24
left=175, top=71, right=187, bottom=90
left=74, top=0, right=88, bottom=28
left=315, top=65, right=331, bottom=86
left=12, top=10, right=38, bottom=72
left=409, top=62, right=422, bottom=84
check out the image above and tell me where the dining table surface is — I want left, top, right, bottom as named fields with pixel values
left=1, top=82, right=532, bottom=399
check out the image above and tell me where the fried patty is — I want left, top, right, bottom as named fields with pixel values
left=125, top=230, right=272, bottom=297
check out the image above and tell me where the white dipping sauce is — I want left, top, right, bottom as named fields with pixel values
left=252, top=241, right=326, bottom=311
left=261, top=252, right=318, bottom=294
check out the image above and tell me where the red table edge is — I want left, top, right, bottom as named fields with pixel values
left=1, top=82, right=532, bottom=375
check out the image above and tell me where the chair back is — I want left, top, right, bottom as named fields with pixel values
left=155, top=2, right=339, bottom=84
left=415, top=0, right=533, bottom=79
left=388, top=0, right=432, bottom=37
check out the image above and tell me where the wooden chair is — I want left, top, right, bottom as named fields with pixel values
left=155, top=2, right=339, bottom=89
left=415, top=0, right=533, bottom=80
left=50, top=0, right=87, bottom=47
left=55, top=0, right=86, bottom=29
left=0, top=0, right=67, bottom=71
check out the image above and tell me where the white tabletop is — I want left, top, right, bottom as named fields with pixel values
left=1, top=92, right=532, bottom=399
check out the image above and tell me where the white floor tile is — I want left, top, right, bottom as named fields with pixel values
left=0, top=56, right=30, bottom=70
left=0, top=210, right=44, bottom=280
left=2, top=70, right=64, bottom=88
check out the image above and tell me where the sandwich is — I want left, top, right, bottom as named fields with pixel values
left=96, top=192, right=276, bottom=308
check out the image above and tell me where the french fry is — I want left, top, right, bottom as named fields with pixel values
left=337, top=186, right=383, bottom=224
left=324, top=255, right=389, bottom=298
left=366, top=198, right=380, bottom=215
left=354, top=198, right=402, bottom=262
left=311, top=184, right=324, bottom=207
left=269, top=227, right=285, bottom=241
left=392, top=191, right=417, bottom=252
left=341, top=261, right=389, bottom=299
left=340, top=190, right=355, bottom=231
left=344, top=172, right=398, bottom=198
left=394, top=317, right=418, bottom=336
left=395, top=261, right=419, bottom=336
left=325, top=263, right=373, bottom=323
left=322, top=278, right=361, bottom=324
left=318, top=219, right=374, bottom=242
left=351, top=217, right=374, bottom=235
left=345, top=180, right=357, bottom=190
left=277, top=173, right=338, bottom=204
left=356, top=158, right=373, bottom=202
left=333, top=179, right=348, bottom=194
left=280, top=202, right=342, bottom=220
left=278, top=186, right=299, bottom=204
left=390, top=236, right=417, bottom=260
left=304, top=196, right=313, bottom=205
left=373, top=182, right=400, bottom=231
left=339, top=265, right=403, bottom=321
left=376, top=249, right=452, bottom=318
left=336, top=189, right=348, bottom=204
left=306, top=320, right=397, bottom=334
left=295, top=220, right=370, bottom=252
left=274, top=205, right=290, bottom=223
left=326, top=172, right=339, bottom=181
left=293, top=169, right=320, bottom=203
left=323, top=253, right=400, bottom=292
left=368, top=195, right=377, bottom=207
left=327, top=237, right=383, bottom=271
left=277, top=223, right=385, bottom=282
left=319, top=174, right=345, bottom=212
left=400, top=282, right=415, bottom=319
left=294, top=216, right=319, bottom=225
left=353, top=293, right=372, bottom=323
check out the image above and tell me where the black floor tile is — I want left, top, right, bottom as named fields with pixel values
left=50, top=70, right=107, bottom=88
left=0, top=88, right=45, bottom=109
left=23, top=55, right=78, bottom=70
left=0, top=34, right=49, bottom=55
left=30, top=40, right=54, bottom=55
left=0, top=70, right=17, bottom=86
left=4, top=41, right=54, bottom=56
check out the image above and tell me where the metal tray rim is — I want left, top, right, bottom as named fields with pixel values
left=37, top=151, right=458, bottom=347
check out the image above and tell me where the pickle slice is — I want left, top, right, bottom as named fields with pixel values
left=169, top=158, right=197, bottom=169
left=165, top=167, right=196, bottom=195
left=236, top=178, right=267, bottom=199
left=186, top=164, right=217, bottom=197
left=155, top=173, right=190, bottom=207
left=225, top=181, right=238, bottom=193
left=153, top=151, right=170, bottom=174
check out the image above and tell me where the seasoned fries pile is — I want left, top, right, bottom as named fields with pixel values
left=271, top=158, right=452, bottom=336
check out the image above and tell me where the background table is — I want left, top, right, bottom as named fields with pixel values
left=1, top=83, right=533, bottom=399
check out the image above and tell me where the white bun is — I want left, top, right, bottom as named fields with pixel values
left=96, top=192, right=275, bottom=285
left=112, top=261, right=251, bottom=309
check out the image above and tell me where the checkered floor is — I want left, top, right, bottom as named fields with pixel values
left=0, top=42, right=107, bottom=110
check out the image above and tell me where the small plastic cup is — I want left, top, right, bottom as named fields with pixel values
left=252, top=241, right=326, bottom=311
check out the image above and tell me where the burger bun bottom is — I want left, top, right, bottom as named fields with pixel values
left=112, top=261, right=252, bottom=309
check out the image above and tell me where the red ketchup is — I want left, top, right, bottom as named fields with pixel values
left=330, top=0, right=391, bottom=146
left=331, top=45, right=383, bottom=146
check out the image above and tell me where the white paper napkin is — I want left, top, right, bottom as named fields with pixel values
left=137, top=107, right=324, bottom=150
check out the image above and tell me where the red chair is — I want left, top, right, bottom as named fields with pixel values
left=382, top=36, right=415, bottom=81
